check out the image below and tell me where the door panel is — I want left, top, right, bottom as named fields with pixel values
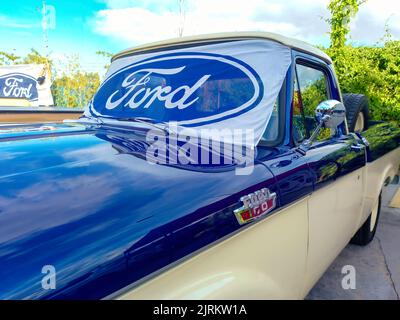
left=290, top=56, right=367, bottom=293
left=259, top=149, right=313, bottom=207
left=304, top=138, right=366, bottom=291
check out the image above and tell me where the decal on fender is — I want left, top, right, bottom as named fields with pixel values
left=234, top=188, right=277, bottom=225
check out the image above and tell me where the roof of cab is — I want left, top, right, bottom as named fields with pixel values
left=112, top=31, right=332, bottom=64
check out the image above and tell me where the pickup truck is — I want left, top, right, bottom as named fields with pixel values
left=0, top=32, right=399, bottom=300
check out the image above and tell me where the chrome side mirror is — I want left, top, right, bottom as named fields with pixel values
left=297, top=100, right=346, bottom=154
left=315, top=100, right=346, bottom=129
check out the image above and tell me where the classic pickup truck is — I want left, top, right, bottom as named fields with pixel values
left=0, top=32, right=399, bottom=300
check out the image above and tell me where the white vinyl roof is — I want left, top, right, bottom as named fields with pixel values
left=112, top=31, right=332, bottom=64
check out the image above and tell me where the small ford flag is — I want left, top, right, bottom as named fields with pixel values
left=0, top=73, right=39, bottom=102
left=0, top=64, right=54, bottom=107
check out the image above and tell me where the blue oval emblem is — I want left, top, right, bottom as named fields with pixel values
left=91, top=52, right=264, bottom=126
left=0, top=73, right=38, bottom=102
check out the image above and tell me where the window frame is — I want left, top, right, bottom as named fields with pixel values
left=291, top=58, right=333, bottom=145
left=295, top=58, right=333, bottom=101
left=257, top=75, right=287, bottom=148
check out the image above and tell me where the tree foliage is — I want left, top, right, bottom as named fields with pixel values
left=52, top=55, right=100, bottom=108
left=21, top=49, right=50, bottom=65
left=0, top=51, right=20, bottom=65
left=326, top=0, right=400, bottom=122
left=327, top=0, right=366, bottom=50
left=325, top=42, right=400, bottom=121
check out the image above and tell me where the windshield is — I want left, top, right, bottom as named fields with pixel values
left=95, top=58, right=257, bottom=124
left=85, top=39, right=291, bottom=146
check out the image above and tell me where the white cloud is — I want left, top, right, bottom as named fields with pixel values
left=349, top=0, right=400, bottom=44
left=0, top=14, right=36, bottom=29
left=92, top=0, right=400, bottom=48
left=92, top=0, right=329, bottom=46
left=94, top=7, right=180, bottom=44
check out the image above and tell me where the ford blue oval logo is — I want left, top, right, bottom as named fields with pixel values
left=0, top=73, right=38, bottom=101
left=91, top=52, right=264, bottom=126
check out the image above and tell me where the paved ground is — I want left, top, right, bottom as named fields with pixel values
left=307, top=183, right=400, bottom=300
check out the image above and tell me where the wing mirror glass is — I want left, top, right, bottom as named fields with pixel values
left=315, top=99, right=346, bottom=129
left=297, top=100, right=346, bottom=154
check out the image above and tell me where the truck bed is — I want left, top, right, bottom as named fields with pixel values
left=0, top=106, right=83, bottom=123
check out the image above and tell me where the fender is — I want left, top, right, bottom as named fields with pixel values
left=115, top=197, right=309, bottom=300
left=360, top=147, right=400, bottom=227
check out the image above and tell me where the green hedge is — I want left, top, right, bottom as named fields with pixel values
left=325, top=41, right=400, bottom=122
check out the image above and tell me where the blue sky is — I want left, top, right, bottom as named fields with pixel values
left=0, top=1, right=116, bottom=73
left=1, top=0, right=399, bottom=75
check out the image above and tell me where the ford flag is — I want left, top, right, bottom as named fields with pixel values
left=0, top=73, right=39, bottom=102
left=0, top=64, right=54, bottom=107
left=86, top=39, right=292, bottom=145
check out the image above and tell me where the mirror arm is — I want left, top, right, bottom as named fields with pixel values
left=295, top=100, right=346, bottom=155
left=296, top=114, right=331, bottom=155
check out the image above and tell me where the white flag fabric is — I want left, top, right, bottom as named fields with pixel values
left=85, top=39, right=291, bottom=146
left=0, top=64, right=54, bottom=107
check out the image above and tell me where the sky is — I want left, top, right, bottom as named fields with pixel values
left=0, top=0, right=399, bottom=75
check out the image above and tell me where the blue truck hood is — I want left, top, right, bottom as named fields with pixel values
left=0, top=123, right=276, bottom=299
